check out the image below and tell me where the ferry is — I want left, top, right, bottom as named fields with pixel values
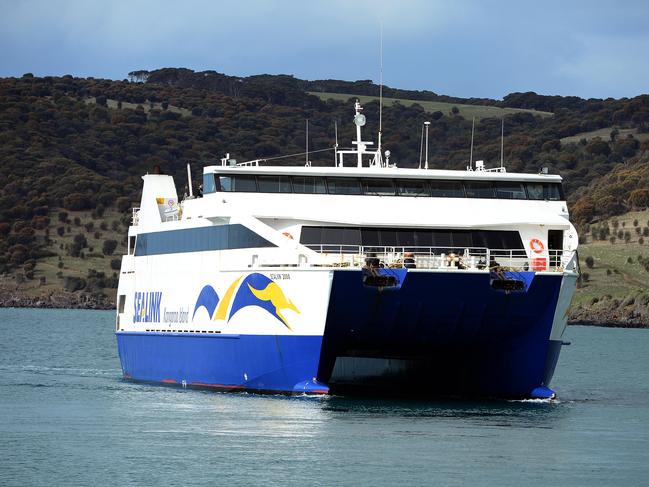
left=115, top=101, right=579, bottom=399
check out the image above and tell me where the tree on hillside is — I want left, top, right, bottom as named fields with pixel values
left=102, top=239, right=118, bottom=256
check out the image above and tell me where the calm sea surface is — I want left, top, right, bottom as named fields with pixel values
left=1, top=308, right=648, bottom=486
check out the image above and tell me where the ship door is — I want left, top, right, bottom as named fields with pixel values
left=548, top=230, right=563, bottom=269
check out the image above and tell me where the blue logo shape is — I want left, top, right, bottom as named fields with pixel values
left=228, top=273, right=298, bottom=329
left=192, top=285, right=220, bottom=319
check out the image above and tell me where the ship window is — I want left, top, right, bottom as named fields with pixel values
left=361, top=228, right=381, bottom=246
left=526, top=183, right=563, bottom=201
left=134, top=224, right=276, bottom=256
left=327, top=177, right=361, bottom=195
left=128, top=236, right=136, bottom=255
left=117, top=295, right=125, bottom=313
left=292, top=176, right=326, bottom=194
left=396, top=229, right=416, bottom=247
left=218, top=175, right=257, bottom=192
left=494, top=182, right=526, bottom=200
left=544, top=183, right=563, bottom=201
left=451, top=230, right=472, bottom=248
left=431, top=231, right=452, bottom=247
left=299, top=226, right=524, bottom=251
left=257, top=175, right=291, bottom=193
left=362, top=179, right=396, bottom=196
left=300, top=226, right=322, bottom=245
left=396, top=179, right=430, bottom=196
left=430, top=180, right=464, bottom=198
left=464, top=181, right=495, bottom=199
left=321, top=227, right=360, bottom=252
left=526, top=183, right=544, bottom=200
left=203, top=173, right=217, bottom=194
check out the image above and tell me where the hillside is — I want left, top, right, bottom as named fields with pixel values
left=308, top=92, right=553, bottom=121
left=1, top=68, right=649, bottom=315
left=570, top=210, right=649, bottom=326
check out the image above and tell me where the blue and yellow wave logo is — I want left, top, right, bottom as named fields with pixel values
left=192, top=273, right=299, bottom=330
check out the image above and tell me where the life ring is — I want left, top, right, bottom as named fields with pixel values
left=282, top=232, right=294, bottom=240
left=530, top=238, right=544, bottom=254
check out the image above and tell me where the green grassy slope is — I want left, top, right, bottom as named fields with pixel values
left=309, top=91, right=554, bottom=120
left=572, top=210, right=649, bottom=320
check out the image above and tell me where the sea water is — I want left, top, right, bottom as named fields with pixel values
left=1, top=308, right=648, bottom=486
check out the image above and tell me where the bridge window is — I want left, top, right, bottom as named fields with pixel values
left=218, top=175, right=257, bottom=192
left=327, top=177, right=362, bottom=195
left=494, top=182, right=526, bottom=199
left=207, top=172, right=564, bottom=202
left=203, top=173, right=216, bottom=194
left=396, top=179, right=429, bottom=196
left=362, top=179, right=396, bottom=196
left=430, top=180, right=464, bottom=198
left=526, top=183, right=563, bottom=201
left=257, top=175, right=291, bottom=193
left=464, top=181, right=495, bottom=199
left=292, top=176, right=326, bottom=194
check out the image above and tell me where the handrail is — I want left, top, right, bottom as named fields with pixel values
left=132, top=207, right=140, bottom=226
left=298, top=244, right=576, bottom=273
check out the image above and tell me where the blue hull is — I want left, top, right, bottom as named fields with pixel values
left=116, top=333, right=327, bottom=393
left=116, top=270, right=565, bottom=399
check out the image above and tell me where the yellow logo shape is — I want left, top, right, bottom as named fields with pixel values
left=247, top=282, right=300, bottom=330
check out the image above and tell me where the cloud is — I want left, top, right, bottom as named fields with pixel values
left=0, top=0, right=648, bottom=98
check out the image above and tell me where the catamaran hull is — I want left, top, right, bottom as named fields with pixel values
left=116, top=269, right=574, bottom=399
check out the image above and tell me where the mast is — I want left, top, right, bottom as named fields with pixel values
left=500, top=116, right=504, bottom=170
left=354, top=100, right=363, bottom=167
left=305, top=119, right=309, bottom=167
left=469, top=116, right=475, bottom=170
left=424, top=121, right=430, bottom=170
left=378, top=22, right=383, bottom=164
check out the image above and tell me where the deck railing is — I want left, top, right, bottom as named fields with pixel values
left=132, top=207, right=140, bottom=226
left=299, top=244, right=578, bottom=273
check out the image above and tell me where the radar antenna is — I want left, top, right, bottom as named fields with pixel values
left=378, top=22, right=383, bottom=159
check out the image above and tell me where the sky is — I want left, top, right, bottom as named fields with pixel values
left=1, top=0, right=648, bottom=100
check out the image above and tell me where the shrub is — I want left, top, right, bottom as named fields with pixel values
left=110, top=258, right=121, bottom=270
left=63, top=276, right=86, bottom=292
left=116, top=197, right=131, bottom=212
left=102, top=239, right=118, bottom=256
left=585, top=256, right=594, bottom=268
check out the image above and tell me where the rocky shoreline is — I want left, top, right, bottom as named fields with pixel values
left=1, top=291, right=648, bottom=328
left=0, top=292, right=114, bottom=310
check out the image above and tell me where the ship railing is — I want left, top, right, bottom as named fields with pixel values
left=302, top=244, right=576, bottom=273
left=132, top=207, right=140, bottom=226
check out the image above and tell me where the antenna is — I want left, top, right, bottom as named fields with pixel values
left=334, top=120, right=339, bottom=167
left=469, top=117, right=475, bottom=170
left=186, top=163, right=193, bottom=198
left=418, top=123, right=424, bottom=169
left=424, top=121, right=431, bottom=170
left=500, top=116, right=505, bottom=169
left=305, top=119, right=310, bottom=166
left=378, top=23, right=383, bottom=142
